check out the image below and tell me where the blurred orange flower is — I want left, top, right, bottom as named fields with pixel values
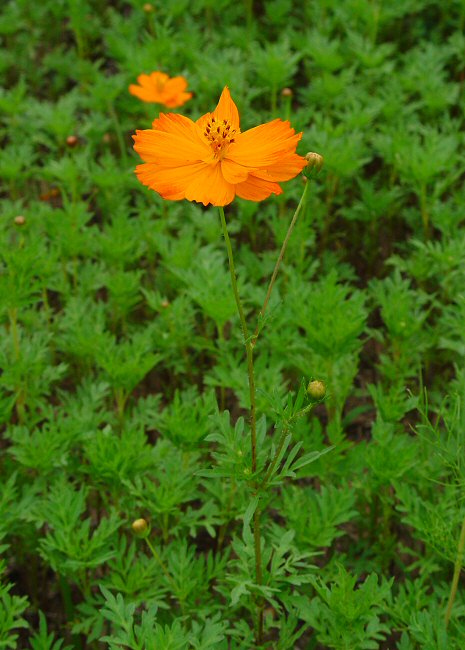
left=129, top=71, right=192, bottom=108
left=133, top=87, right=307, bottom=206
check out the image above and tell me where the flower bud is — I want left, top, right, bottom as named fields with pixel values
left=131, top=518, right=149, bottom=537
left=281, top=87, right=293, bottom=97
left=303, top=152, right=324, bottom=179
left=66, top=135, right=78, bottom=147
left=143, top=3, right=154, bottom=12
left=102, top=133, right=112, bottom=144
left=307, top=379, right=326, bottom=401
left=14, top=215, right=26, bottom=226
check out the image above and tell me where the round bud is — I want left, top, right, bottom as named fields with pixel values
left=143, top=3, right=154, bottom=12
left=307, top=380, right=326, bottom=401
left=66, top=135, right=78, bottom=147
left=131, top=518, right=149, bottom=537
left=281, top=87, right=293, bottom=97
left=160, top=299, right=170, bottom=309
left=304, top=152, right=324, bottom=178
left=14, top=215, right=26, bottom=226
left=102, top=133, right=112, bottom=144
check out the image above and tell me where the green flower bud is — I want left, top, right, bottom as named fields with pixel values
left=303, top=152, right=324, bottom=179
left=307, top=379, right=326, bottom=401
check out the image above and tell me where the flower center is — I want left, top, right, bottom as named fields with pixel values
left=203, top=117, right=236, bottom=159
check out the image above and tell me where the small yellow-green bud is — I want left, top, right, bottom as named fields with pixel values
left=131, top=518, right=149, bottom=537
left=143, top=3, right=155, bottom=12
left=281, top=87, right=293, bottom=97
left=14, top=215, right=26, bottom=226
left=307, top=380, right=326, bottom=401
left=303, top=152, right=324, bottom=179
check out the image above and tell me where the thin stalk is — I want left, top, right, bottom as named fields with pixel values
left=59, top=575, right=82, bottom=650
left=270, top=85, right=278, bottom=117
left=419, top=183, right=430, bottom=239
left=8, top=307, right=20, bottom=361
left=218, top=206, right=263, bottom=644
left=261, top=403, right=313, bottom=490
left=261, top=424, right=290, bottom=489
left=59, top=574, right=75, bottom=623
left=217, top=322, right=226, bottom=411
left=108, top=102, right=128, bottom=166
left=253, top=180, right=309, bottom=344
left=8, top=307, right=26, bottom=422
left=218, top=206, right=257, bottom=470
left=145, top=537, right=176, bottom=588
left=445, top=512, right=465, bottom=627
left=244, top=0, right=254, bottom=38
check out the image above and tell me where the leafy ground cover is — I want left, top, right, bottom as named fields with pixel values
left=1, top=0, right=465, bottom=648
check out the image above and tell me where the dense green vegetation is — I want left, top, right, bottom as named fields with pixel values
left=1, top=0, right=465, bottom=648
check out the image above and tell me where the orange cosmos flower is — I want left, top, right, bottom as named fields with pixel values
left=132, top=87, right=307, bottom=206
left=129, top=71, right=192, bottom=108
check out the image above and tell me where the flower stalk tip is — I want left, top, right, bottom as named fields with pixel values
left=14, top=215, right=26, bottom=227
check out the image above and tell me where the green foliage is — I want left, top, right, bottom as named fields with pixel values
left=1, top=0, right=465, bottom=647
left=0, top=539, right=29, bottom=649
left=295, top=566, right=393, bottom=649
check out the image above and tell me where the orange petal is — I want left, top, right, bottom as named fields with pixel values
left=151, top=113, right=201, bottom=139
left=235, top=175, right=283, bottom=201
left=163, top=92, right=193, bottom=108
left=221, top=158, right=251, bottom=184
left=212, top=87, right=240, bottom=130
left=149, top=71, right=169, bottom=85
left=134, top=116, right=209, bottom=164
left=229, top=119, right=302, bottom=168
left=129, top=83, right=157, bottom=102
left=164, top=76, right=189, bottom=93
left=135, top=161, right=235, bottom=206
left=185, top=163, right=235, bottom=206
left=135, top=161, right=207, bottom=200
left=251, top=153, right=307, bottom=181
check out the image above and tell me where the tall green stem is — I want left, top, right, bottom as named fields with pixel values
left=218, top=206, right=257, bottom=470
left=253, top=180, right=310, bottom=344
left=108, top=102, right=128, bottom=166
left=445, top=512, right=465, bottom=627
left=419, top=183, right=430, bottom=239
left=218, top=206, right=263, bottom=644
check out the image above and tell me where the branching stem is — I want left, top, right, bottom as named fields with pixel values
left=445, top=512, right=465, bottom=627
left=218, top=206, right=263, bottom=644
left=253, top=180, right=310, bottom=345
